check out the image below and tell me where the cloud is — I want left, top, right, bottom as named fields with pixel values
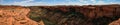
left=54, top=1, right=90, bottom=6
left=78, top=0, right=119, bottom=5
left=94, top=1, right=106, bottom=5
left=0, top=0, right=3, bottom=3
left=94, top=0, right=116, bottom=5
left=7, top=0, right=35, bottom=6
left=21, top=2, right=50, bottom=6
left=79, top=0, right=87, bottom=3
left=90, top=0, right=96, bottom=1
left=90, top=0, right=96, bottom=3
left=7, top=0, right=54, bottom=6
left=14, top=0, right=34, bottom=4
left=0, top=0, right=2, bottom=1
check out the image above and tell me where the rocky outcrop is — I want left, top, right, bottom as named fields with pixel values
left=109, top=18, right=120, bottom=25
left=30, top=5, right=120, bottom=19
left=0, top=4, right=120, bottom=25
left=0, top=6, right=39, bottom=25
left=28, top=4, right=120, bottom=25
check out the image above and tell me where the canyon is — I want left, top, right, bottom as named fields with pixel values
left=0, top=4, right=120, bottom=25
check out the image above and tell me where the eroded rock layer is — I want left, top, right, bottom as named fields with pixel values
left=0, top=6, right=38, bottom=25
left=109, top=18, right=120, bottom=25
left=28, top=5, right=120, bottom=25
left=0, top=4, right=120, bottom=25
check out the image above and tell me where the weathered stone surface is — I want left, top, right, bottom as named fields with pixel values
left=28, top=5, right=120, bottom=25
left=0, top=5, right=120, bottom=25
left=0, top=6, right=39, bottom=25
left=109, top=18, right=120, bottom=25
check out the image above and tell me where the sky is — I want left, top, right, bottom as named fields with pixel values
left=0, top=0, right=120, bottom=6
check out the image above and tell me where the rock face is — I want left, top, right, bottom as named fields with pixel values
left=109, top=18, right=120, bottom=25
left=28, top=4, right=120, bottom=25
left=0, top=6, right=38, bottom=25
left=0, top=4, right=120, bottom=25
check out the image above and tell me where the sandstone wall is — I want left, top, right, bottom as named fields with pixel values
left=109, top=18, right=120, bottom=25
left=0, top=6, right=39, bottom=25
left=28, top=5, right=120, bottom=25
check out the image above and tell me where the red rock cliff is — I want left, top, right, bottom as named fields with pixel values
left=0, top=6, right=39, bottom=25
left=28, top=5, right=120, bottom=25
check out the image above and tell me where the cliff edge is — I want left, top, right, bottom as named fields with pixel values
left=0, top=6, right=39, bottom=25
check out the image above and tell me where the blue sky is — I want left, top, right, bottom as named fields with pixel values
left=0, top=0, right=120, bottom=6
